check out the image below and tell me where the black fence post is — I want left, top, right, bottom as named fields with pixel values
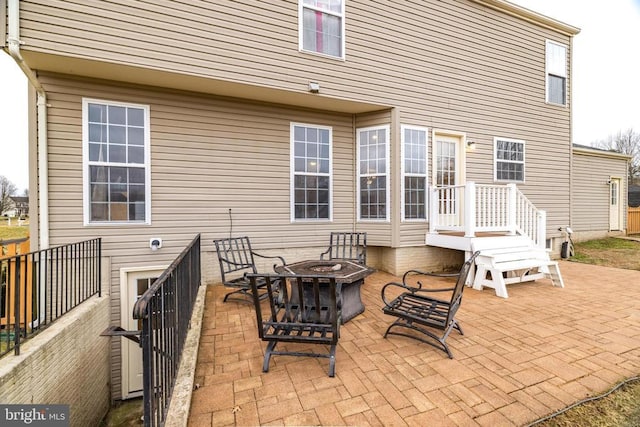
left=14, top=256, right=21, bottom=356
left=97, top=238, right=102, bottom=298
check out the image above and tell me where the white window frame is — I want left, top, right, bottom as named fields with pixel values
left=545, top=40, right=568, bottom=106
left=357, top=125, right=390, bottom=222
left=290, top=122, right=333, bottom=222
left=494, top=137, right=526, bottom=183
left=401, top=125, right=429, bottom=222
left=298, top=0, right=346, bottom=60
left=82, top=98, right=151, bottom=225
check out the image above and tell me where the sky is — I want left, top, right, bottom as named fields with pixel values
left=1, top=1, right=640, bottom=194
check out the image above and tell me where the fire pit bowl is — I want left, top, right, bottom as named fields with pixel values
left=308, top=263, right=342, bottom=273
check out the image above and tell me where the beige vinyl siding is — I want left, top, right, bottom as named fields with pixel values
left=43, top=72, right=365, bottom=249
left=21, top=1, right=575, bottom=247
left=41, top=72, right=364, bottom=399
left=572, top=151, right=628, bottom=232
left=20, top=1, right=572, bottom=115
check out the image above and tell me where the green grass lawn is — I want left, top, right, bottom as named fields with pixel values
left=534, top=237, right=640, bottom=426
left=571, top=237, right=640, bottom=271
left=0, top=217, right=29, bottom=241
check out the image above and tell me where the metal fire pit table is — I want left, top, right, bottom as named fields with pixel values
left=275, top=259, right=374, bottom=323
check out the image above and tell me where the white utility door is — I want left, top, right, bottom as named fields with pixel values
left=122, top=269, right=164, bottom=399
left=610, top=178, right=622, bottom=231
left=434, top=134, right=465, bottom=226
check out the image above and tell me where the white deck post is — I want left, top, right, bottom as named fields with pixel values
left=507, top=183, right=517, bottom=235
left=464, top=182, right=476, bottom=237
left=537, top=210, right=547, bottom=248
left=429, top=186, right=438, bottom=234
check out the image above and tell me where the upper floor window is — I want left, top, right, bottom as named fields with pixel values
left=494, top=137, right=525, bottom=182
left=401, top=125, right=428, bottom=221
left=358, top=125, right=389, bottom=221
left=291, top=123, right=332, bottom=221
left=83, top=99, right=150, bottom=224
left=299, top=0, right=345, bottom=59
left=546, top=40, right=567, bottom=105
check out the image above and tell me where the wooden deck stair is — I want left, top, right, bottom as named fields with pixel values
left=470, top=236, right=564, bottom=298
left=426, top=182, right=563, bottom=298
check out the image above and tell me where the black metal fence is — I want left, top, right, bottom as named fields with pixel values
left=0, top=238, right=102, bottom=357
left=133, top=234, right=201, bottom=427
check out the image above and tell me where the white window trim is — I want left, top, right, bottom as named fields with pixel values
left=357, top=124, right=390, bottom=222
left=82, top=98, right=151, bottom=226
left=545, top=39, right=568, bottom=106
left=298, top=0, right=346, bottom=60
left=493, top=137, right=526, bottom=183
left=401, top=125, right=429, bottom=222
left=289, top=122, right=333, bottom=222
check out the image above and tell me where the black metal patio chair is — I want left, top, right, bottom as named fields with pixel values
left=213, top=236, right=286, bottom=303
left=320, top=232, right=367, bottom=265
left=380, top=251, right=480, bottom=358
left=248, top=273, right=340, bottom=377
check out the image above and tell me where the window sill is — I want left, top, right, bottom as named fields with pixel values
left=84, top=221, right=151, bottom=227
left=299, top=48, right=345, bottom=62
left=545, top=101, right=568, bottom=108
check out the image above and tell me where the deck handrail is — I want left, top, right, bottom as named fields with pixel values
left=430, top=182, right=546, bottom=247
left=133, top=234, right=201, bottom=427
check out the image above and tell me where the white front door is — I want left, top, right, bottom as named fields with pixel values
left=434, top=133, right=465, bottom=226
left=610, top=178, right=622, bottom=231
left=121, top=268, right=164, bottom=399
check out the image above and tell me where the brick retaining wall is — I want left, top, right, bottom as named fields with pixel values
left=0, top=296, right=111, bottom=427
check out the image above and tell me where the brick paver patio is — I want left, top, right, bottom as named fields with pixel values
left=188, top=261, right=640, bottom=426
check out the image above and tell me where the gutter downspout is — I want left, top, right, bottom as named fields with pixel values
left=7, top=0, right=49, bottom=249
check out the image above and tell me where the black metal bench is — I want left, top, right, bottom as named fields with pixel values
left=248, top=273, right=340, bottom=377
left=381, top=251, right=479, bottom=358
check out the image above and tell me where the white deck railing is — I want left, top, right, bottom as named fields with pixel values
left=429, top=182, right=546, bottom=248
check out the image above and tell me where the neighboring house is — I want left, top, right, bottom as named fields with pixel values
left=571, top=144, right=630, bottom=241
left=629, top=185, right=640, bottom=208
left=1, top=196, right=28, bottom=217
left=9, top=196, right=28, bottom=218
left=3, top=0, right=582, bottom=400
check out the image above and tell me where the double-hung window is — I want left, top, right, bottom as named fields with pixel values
left=358, top=125, right=389, bottom=221
left=401, top=125, right=428, bottom=221
left=299, top=0, right=345, bottom=58
left=291, top=123, right=332, bottom=221
left=83, top=99, right=150, bottom=224
left=494, top=137, right=525, bottom=182
left=546, top=40, right=567, bottom=105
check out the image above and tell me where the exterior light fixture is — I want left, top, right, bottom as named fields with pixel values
left=466, top=140, right=477, bottom=150
left=150, top=238, right=163, bottom=251
left=308, top=81, right=320, bottom=93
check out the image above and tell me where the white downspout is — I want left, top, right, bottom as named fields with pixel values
left=7, top=0, right=49, bottom=249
